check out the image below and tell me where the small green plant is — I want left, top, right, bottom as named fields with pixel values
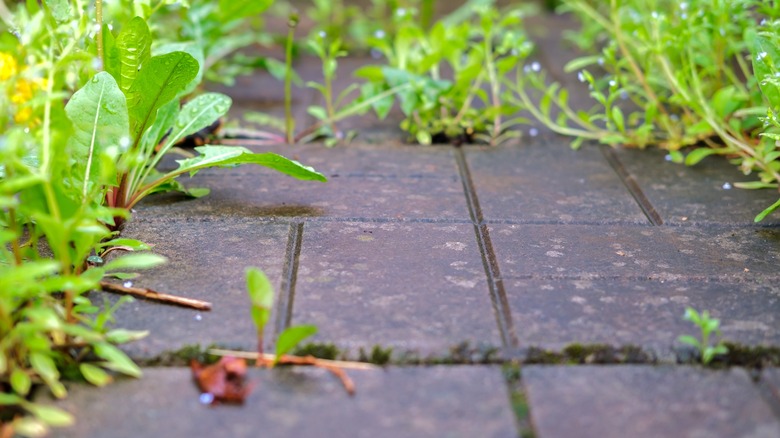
left=751, top=30, right=780, bottom=222
left=246, top=267, right=317, bottom=363
left=677, top=307, right=728, bottom=365
left=357, top=5, right=532, bottom=144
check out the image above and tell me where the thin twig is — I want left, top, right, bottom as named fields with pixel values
left=100, top=281, right=212, bottom=310
left=208, top=349, right=377, bottom=370
left=209, top=348, right=369, bottom=395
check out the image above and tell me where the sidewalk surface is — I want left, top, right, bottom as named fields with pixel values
left=45, top=13, right=780, bottom=438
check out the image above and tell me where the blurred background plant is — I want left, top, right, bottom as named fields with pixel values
left=355, top=3, right=534, bottom=144
left=510, top=0, right=780, bottom=217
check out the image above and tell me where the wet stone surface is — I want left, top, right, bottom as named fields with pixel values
left=490, top=224, right=780, bottom=282
left=292, top=221, right=501, bottom=355
left=761, top=368, right=780, bottom=411
left=465, top=140, right=648, bottom=225
left=51, top=366, right=516, bottom=438
left=105, top=220, right=290, bottom=359
left=612, top=147, right=780, bottom=226
left=138, top=143, right=470, bottom=222
left=506, top=278, right=780, bottom=353
left=523, top=365, right=780, bottom=438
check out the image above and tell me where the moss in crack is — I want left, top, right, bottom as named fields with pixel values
left=358, top=346, right=393, bottom=365
left=526, top=344, right=653, bottom=365
left=292, top=343, right=342, bottom=361
left=139, top=344, right=224, bottom=366
left=503, top=364, right=535, bottom=438
left=719, top=343, right=780, bottom=368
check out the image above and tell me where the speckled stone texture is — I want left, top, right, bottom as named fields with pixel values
left=105, top=220, right=290, bottom=359
left=523, top=366, right=780, bottom=438
left=51, top=366, right=517, bottom=438
left=611, top=147, right=780, bottom=226
left=293, top=221, right=500, bottom=355
left=465, top=140, right=648, bottom=225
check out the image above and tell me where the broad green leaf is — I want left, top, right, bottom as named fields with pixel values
left=29, top=353, right=66, bottom=398
left=93, top=342, right=142, bottom=378
left=43, top=0, right=70, bottom=22
left=275, top=325, right=318, bottom=364
left=754, top=36, right=780, bottom=109
left=102, top=24, right=120, bottom=79
left=684, top=148, right=719, bottom=166
left=0, top=393, right=24, bottom=405
left=138, top=99, right=180, bottom=155
left=103, top=253, right=167, bottom=271
left=10, top=418, right=48, bottom=438
left=0, top=261, right=60, bottom=289
left=80, top=363, right=113, bottom=387
left=711, top=86, right=744, bottom=118
left=218, top=0, right=273, bottom=20
left=10, top=368, right=32, bottom=396
left=246, top=267, right=274, bottom=309
left=105, top=329, right=149, bottom=344
left=755, top=197, right=780, bottom=222
left=155, top=42, right=205, bottom=98
left=114, top=17, right=152, bottom=94
left=25, top=403, right=74, bottom=427
left=65, top=72, right=129, bottom=189
left=98, top=238, right=151, bottom=251
left=677, top=335, right=700, bottom=347
left=169, top=146, right=327, bottom=182
left=164, top=93, right=232, bottom=148
left=127, top=51, right=199, bottom=140
left=733, top=181, right=778, bottom=190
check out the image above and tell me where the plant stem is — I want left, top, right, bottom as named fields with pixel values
left=483, top=28, right=501, bottom=145
left=285, top=12, right=299, bottom=144
left=96, top=0, right=103, bottom=68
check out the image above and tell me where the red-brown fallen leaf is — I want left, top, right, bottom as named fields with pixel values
left=191, top=356, right=253, bottom=405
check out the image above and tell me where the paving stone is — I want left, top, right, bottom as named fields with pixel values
left=761, top=368, right=780, bottom=409
left=490, top=224, right=780, bottom=281
left=612, top=147, right=780, bottom=226
left=292, top=222, right=500, bottom=355
left=523, top=365, right=780, bottom=438
left=137, top=144, right=470, bottom=222
left=466, top=141, right=648, bottom=224
left=105, top=220, right=290, bottom=359
left=51, top=366, right=516, bottom=438
left=505, top=278, right=780, bottom=352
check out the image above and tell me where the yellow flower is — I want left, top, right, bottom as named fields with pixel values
left=11, top=79, right=34, bottom=104
left=0, top=52, right=17, bottom=81
left=14, top=107, right=32, bottom=124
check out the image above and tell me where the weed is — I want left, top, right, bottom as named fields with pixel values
left=511, top=0, right=780, bottom=216
left=678, top=307, right=728, bottom=365
left=357, top=5, right=532, bottom=144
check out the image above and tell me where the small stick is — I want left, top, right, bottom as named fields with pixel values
left=209, top=349, right=375, bottom=395
left=208, top=349, right=377, bottom=370
left=100, top=281, right=212, bottom=311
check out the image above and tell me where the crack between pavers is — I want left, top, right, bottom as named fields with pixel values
left=498, top=273, right=780, bottom=284
left=274, top=223, right=304, bottom=337
left=601, top=145, right=665, bottom=226
left=454, top=147, right=518, bottom=348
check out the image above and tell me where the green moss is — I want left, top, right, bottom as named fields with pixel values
left=142, top=344, right=223, bottom=366
left=359, top=346, right=393, bottom=365
left=502, top=364, right=535, bottom=438
left=720, top=343, right=780, bottom=368
left=525, top=344, right=652, bottom=365
left=293, top=343, right=341, bottom=360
